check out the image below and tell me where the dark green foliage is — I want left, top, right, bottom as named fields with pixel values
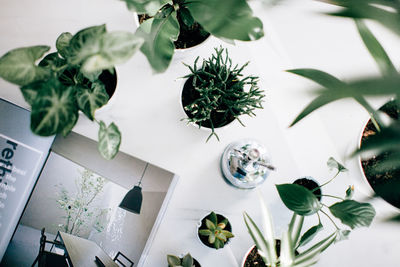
left=182, top=47, right=265, bottom=141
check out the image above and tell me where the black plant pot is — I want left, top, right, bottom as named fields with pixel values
left=293, top=177, right=322, bottom=201
left=197, top=213, right=233, bottom=249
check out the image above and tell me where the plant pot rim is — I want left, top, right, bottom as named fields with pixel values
left=241, top=245, right=256, bottom=267
left=196, top=212, right=233, bottom=250
left=179, top=77, right=236, bottom=134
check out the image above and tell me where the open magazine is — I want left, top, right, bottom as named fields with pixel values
left=0, top=98, right=178, bottom=266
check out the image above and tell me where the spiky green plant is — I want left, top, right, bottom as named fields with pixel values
left=167, top=253, right=196, bottom=267
left=182, top=47, right=265, bottom=141
left=198, top=211, right=234, bottom=249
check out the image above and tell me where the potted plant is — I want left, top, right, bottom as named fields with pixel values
left=197, top=211, right=234, bottom=249
left=243, top=157, right=376, bottom=266
left=181, top=46, right=265, bottom=141
left=292, top=177, right=321, bottom=201
left=0, top=24, right=143, bottom=159
left=286, top=7, right=400, bottom=208
left=121, top=0, right=264, bottom=72
left=167, top=253, right=201, bottom=267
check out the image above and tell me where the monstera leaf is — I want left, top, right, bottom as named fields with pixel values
left=186, top=0, right=263, bottom=41
left=30, top=79, right=78, bottom=136
left=137, top=4, right=179, bottom=73
left=98, top=121, right=121, bottom=160
left=0, top=46, right=51, bottom=86
left=76, top=82, right=109, bottom=121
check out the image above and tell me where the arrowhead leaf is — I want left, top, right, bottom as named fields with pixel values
left=76, top=82, right=109, bottom=120
left=98, top=121, right=121, bottom=160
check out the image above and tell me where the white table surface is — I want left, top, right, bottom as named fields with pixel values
left=1, top=0, right=399, bottom=266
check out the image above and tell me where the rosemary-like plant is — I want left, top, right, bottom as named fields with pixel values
left=182, top=47, right=265, bottom=141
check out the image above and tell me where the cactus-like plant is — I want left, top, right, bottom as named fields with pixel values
left=167, top=253, right=196, bottom=267
left=198, top=211, right=234, bottom=249
left=182, top=46, right=265, bottom=141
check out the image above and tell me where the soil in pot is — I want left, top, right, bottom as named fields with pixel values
left=138, top=12, right=210, bottom=49
left=361, top=100, right=400, bottom=208
left=198, top=213, right=233, bottom=249
left=293, top=177, right=322, bottom=201
left=181, top=76, right=236, bottom=129
left=243, top=240, right=299, bottom=267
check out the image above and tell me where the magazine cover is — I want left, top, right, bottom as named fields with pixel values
left=0, top=99, right=178, bottom=267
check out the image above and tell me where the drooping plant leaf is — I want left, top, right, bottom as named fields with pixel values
left=276, top=184, right=322, bottom=216
left=186, top=0, right=263, bottom=41
left=56, top=32, right=73, bottom=59
left=327, top=157, right=348, bottom=172
left=120, top=0, right=170, bottom=15
left=0, top=46, right=51, bottom=86
left=355, top=19, right=397, bottom=77
left=136, top=5, right=179, bottom=73
left=81, top=31, right=143, bottom=74
left=329, top=200, right=376, bottom=229
left=68, top=25, right=106, bottom=65
left=298, top=223, right=323, bottom=248
left=30, top=79, right=78, bottom=136
left=76, top=82, right=109, bottom=120
left=98, top=121, right=121, bottom=160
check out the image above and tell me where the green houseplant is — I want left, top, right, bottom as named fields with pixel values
left=0, top=24, right=143, bottom=159
left=181, top=47, right=265, bottom=141
left=243, top=157, right=376, bottom=267
left=287, top=1, right=400, bottom=207
left=167, top=253, right=200, bottom=267
left=121, top=0, right=264, bottom=72
left=197, top=211, right=234, bottom=249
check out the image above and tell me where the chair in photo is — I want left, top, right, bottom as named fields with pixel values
left=113, top=251, right=134, bottom=267
left=31, top=228, right=68, bottom=267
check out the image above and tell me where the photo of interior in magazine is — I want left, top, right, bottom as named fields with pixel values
left=1, top=132, right=178, bottom=267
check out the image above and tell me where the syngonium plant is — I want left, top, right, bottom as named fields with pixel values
left=0, top=24, right=143, bottom=159
left=182, top=46, right=265, bottom=141
left=243, top=157, right=376, bottom=267
left=167, top=253, right=196, bottom=267
left=120, top=0, right=264, bottom=73
left=287, top=0, right=400, bottom=174
left=198, top=211, right=234, bottom=249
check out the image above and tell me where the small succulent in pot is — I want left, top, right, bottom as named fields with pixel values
left=167, top=253, right=200, bottom=267
left=181, top=46, right=265, bottom=141
left=0, top=24, right=143, bottom=159
left=198, top=211, right=234, bottom=249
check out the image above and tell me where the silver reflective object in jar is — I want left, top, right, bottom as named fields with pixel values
left=220, top=139, right=275, bottom=189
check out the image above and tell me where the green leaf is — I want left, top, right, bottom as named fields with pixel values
left=208, top=233, right=216, bottom=244
left=98, top=121, right=121, bottom=160
left=243, top=212, right=277, bottom=267
left=298, top=223, right=323, bottom=248
left=205, top=219, right=216, bottom=230
left=358, top=123, right=400, bottom=154
left=68, top=25, right=106, bottom=65
left=56, top=32, right=73, bottom=59
left=294, top=232, right=336, bottom=265
left=327, top=157, right=348, bottom=172
left=81, top=31, right=143, bottom=74
left=214, top=238, right=222, bottom=249
left=179, top=7, right=194, bottom=27
left=288, top=213, right=304, bottom=247
left=221, top=230, right=234, bottom=238
left=209, top=211, right=218, bottom=225
left=216, top=232, right=227, bottom=242
left=30, top=79, right=78, bottom=136
left=276, top=184, right=322, bottom=216
left=335, top=229, right=351, bottom=243
left=355, top=19, right=396, bottom=77
left=280, top=231, right=295, bottom=267
left=76, top=82, right=109, bottom=120
left=329, top=200, right=376, bottom=229
left=20, top=80, right=46, bottom=106
left=0, top=46, right=51, bottom=86
left=198, top=229, right=211, bottom=236
left=181, top=253, right=193, bottom=267
left=186, top=0, right=263, bottom=41
left=137, top=5, right=179, bottom=73
left=120, top=0, right=169, bottom=15
left=167, top=255, right=181, bottom=266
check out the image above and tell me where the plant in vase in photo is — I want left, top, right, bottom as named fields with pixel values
left=243, top=157, right=376, bottom=267
left=167, top=253, right=198, bottom=267
left=0, top=24, right=143, bottom=159
left=198, top=211, right=234, bottom=249
left=181, top=47, right=265, bottom=141
left=121, top=0, right=264, bottom=72
left=55, top=168, right=110, bottom=237
left=287, top=1, right=400, bottom=207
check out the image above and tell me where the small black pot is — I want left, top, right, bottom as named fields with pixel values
left=293, top=177, right=322, bottom=201
left=197, top=213, right=233, bottom=249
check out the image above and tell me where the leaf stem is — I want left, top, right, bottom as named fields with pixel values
left=320, top=208, right=339, bottom=230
